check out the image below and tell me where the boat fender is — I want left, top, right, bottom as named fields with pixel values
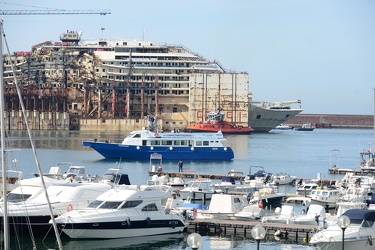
left=368, top=236, right=373, bottom=246
left=258, top=200, right=263, bottom=208
left=67, top=204, right=73, bottom=212
left=146, top=217, right=151, bottom=227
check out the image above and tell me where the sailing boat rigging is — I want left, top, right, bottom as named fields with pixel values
left=0, top=20, right=63, bottom=250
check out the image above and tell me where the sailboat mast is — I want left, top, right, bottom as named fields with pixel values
left=0, top=19, right=10, bottom=250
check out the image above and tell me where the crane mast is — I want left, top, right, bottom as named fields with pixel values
left=0, top=9, right=111, bottom=15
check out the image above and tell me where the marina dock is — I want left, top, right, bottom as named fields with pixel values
left=328, top=167, right=375, bottom=175
left=148, top=171, right=338, bottom=186
left=187, top=219, right=318, bottom=241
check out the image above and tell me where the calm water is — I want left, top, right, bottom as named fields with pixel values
left=2, top=128, right=374, bottom=249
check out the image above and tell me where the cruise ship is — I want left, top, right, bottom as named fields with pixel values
left=3, top=31, right=302, bottom=132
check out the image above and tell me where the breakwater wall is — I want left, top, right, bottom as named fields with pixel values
left=284, top=114, right=373, bottom=129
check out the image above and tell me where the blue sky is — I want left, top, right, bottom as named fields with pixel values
left=1, top=0, right=374, bottom=115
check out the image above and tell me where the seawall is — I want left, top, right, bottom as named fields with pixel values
left=284, top=114, right=373, bottom=129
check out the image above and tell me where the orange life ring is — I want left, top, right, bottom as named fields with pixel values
left=258, top=200, right=263, bottom=208
left=67, top=204, right=73, bottom=212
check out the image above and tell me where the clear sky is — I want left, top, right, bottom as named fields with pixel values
left=1, top=0, right=374, bottom=115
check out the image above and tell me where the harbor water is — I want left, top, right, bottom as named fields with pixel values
left=2, top=128, right=373, bottom=249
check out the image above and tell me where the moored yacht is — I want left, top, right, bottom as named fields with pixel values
left=178, top=178, right=222, bottom=201
left=310, top=209, right=375, bottom=250
left=0, top=182, right=112, bottom=235
left=54, top=185, right=188, bottom=239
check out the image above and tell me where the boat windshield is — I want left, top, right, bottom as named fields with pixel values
left=88, top=200, right=104, bottom=208
left=100, top=201, right=123, bottom=209
left=7, top=193, right=32, bottom=202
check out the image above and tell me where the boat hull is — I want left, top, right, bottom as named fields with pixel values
left=0, top=215, right=58, bottom=235
left=57, top=219, right=186, bottom=239
left=186, top=122, right=253, bottom=134
left=248, top=103, right=302, bottom=132
left=82, top=141, right=234, bottom=160
left=312, top=237, right=374, bottom=250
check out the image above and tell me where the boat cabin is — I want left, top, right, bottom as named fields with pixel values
left=122, top=130, right=225, bottom=148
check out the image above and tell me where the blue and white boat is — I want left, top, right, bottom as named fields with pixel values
left=82, top=129, right=234, bottom=160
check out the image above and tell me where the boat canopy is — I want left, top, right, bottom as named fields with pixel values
left=342, top=209, right=375, bottom=224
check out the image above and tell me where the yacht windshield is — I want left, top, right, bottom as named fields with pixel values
left=88, top=200, right=103, bottom=208
left=7, top=193, right=32, bottom=202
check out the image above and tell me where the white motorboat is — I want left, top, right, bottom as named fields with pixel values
left=196, top=193, right=248, bottom=220
left=0, top=182, right=112, bottom=235
left=284, top=196, right=312, bottom=210
left=178, top=178, right=222, bottom=201
left=271, top=172, right=297, bottom=185
left=231, top=204, right=267, bottom=221
left=310, top=209, right=375, bottom=250
left=273, top=124, right=294, bottom=130
left=325, top=201, right=368, bottom=227
left=261, top=205, right=295, bottom=224
left=296, top=182, right=319, bottom=196
left=244, top=166, right=275, bottom=189
left=4, top=176, right=67, bottom=203
left=54, top=185, right=188, bottom=239
left=212, top=170, right=248, bottom=193
left=248, top=187, right=286, bottom=209
left=293, top=204, right=327, bottom=227
left=309, top=187, right=340, bottom=209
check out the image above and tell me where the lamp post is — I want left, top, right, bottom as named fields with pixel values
left=251, top=224, right=266, bottom=250
left=337, top=215, right=351, bottom=250
left=187, top=233, right=203, bottom=250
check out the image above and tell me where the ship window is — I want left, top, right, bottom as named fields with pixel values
left=181, top=140, right=188, bottom=146
left=203, top=141, right=209, bottom=146
left=196, top=141, right=202, bottom=146
left=162, top=140, right=173, bottom=145
left=256, top=115, right=261, bottom=119
left=142, top=203, right=158, bottom=211
left=133, top=134, right=141, bottom=138
left=122, top=200, right=142, bottom=208
left=151, top=140, right=160, bottom=145
left=100, top=201, right=123, bottom=209
left=174, top=140, right=181, bottom=145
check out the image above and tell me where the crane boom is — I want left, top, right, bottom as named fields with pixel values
left=0, top=9, right=111, bottom=15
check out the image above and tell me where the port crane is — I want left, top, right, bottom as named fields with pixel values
left=0, top=8, right=111, bottom=250
left=0, top=9, right=111, bottom=15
